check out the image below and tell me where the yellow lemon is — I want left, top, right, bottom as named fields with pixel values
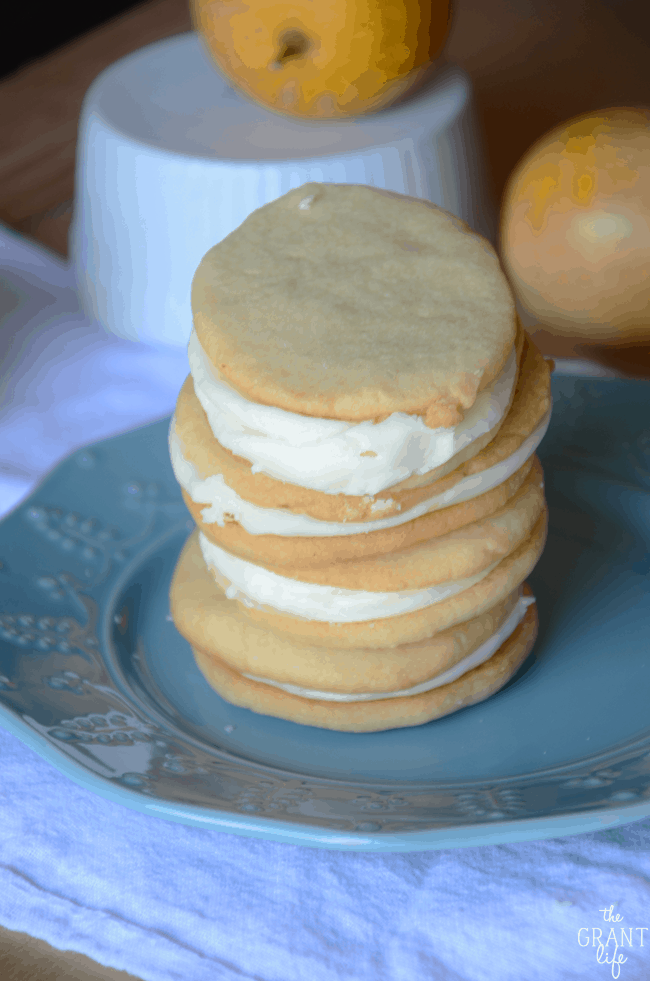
left=192, top=0, right=451, bottom=119
left=499, top=107, right=650, bottom=343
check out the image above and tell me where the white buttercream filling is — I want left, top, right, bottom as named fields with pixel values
left=170, top=410, right=550, bottom=538
left=188, top=329, right=518, bottom=497
left=198, top=531, right=501, bottom=623
left=242, top=590, right=535, bottom=701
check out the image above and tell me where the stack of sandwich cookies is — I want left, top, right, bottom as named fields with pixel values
left=169, top=183, right=551, bottom=732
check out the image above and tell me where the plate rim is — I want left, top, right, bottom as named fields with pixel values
left=0, top=704, right=647, bottom=852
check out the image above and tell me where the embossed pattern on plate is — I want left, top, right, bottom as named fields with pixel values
left=0, top=375, right=649, bottom=851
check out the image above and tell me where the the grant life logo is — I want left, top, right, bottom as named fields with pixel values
left=578, top=905, right=648, bottom=978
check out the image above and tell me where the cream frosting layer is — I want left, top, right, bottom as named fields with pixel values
left=188, top=329, right=518, bottom=497
left=170, top=410, right=550, bottom=538
left=198, top=531, right=501, bottom=623
left=242, top=591, right=535, bottom=701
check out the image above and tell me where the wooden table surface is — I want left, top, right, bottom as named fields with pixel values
left=0, top=1, right=649, bottom=977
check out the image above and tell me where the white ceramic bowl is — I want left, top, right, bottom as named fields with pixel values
left=70, top=32, right=494, bottom=348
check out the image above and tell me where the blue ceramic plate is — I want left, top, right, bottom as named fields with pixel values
left=0, top=373, right=649, bottom=852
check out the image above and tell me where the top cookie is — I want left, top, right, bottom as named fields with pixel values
left=191, top=184, right=517, bottom=428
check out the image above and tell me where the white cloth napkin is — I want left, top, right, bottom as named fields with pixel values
left=1, top=225, right=650, bottom=981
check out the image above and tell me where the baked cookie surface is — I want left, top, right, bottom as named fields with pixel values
left=171, top=513, right=546, bottom=650
left=189, top=600, right=538, bottom=732
left=191, top=183, right=518, bottom=426
left=172, top=333, right=550, bottom=530
left=171, top=527, right=532, bottom=693
left=186, top=457, right=536, bottom=569
left=197, top=459, right=545, bottom=590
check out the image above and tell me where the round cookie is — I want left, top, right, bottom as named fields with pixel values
left=171, top=533, right=528, bottom=691
left=172, top=512, right=547, bottom=650
left=173, top=332, right=550, bottom=530
left=187, top=457, right=535, bottom=569
left=199, top=459, right=545, bottom=591
left=189, top=599, right=538, bottom=732
left=191, top=183, right=518, bottom=427
left=232, top=511, right=547, bottom=648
